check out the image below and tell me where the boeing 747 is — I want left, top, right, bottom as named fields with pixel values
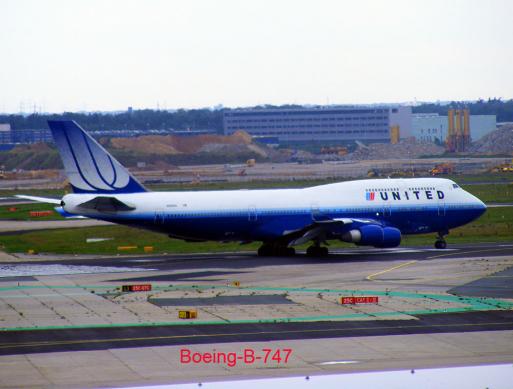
left=18, top=120, right=487, bottom=256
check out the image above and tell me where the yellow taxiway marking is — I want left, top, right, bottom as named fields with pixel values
left=1, top=321, right=513, bottom=350
left=365, top=260, right=417, bottom=281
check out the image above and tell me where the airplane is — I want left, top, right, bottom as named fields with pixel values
left=18, top=120, right=487, bottom=257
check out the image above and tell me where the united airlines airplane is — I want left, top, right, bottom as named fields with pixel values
left=19, top=120, right=487, bottom=257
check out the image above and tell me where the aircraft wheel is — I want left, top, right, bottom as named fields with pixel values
left=258, top=245, right=273, bottom=257
left=306, top=246, right=328, bottom=257
left=285, top=247, right=296, bottom=256
left=434, top=240, right=447, bottom=249
left=275, top=246, right=296, bottom=256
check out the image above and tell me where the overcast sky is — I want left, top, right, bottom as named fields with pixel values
left=1, top=0, right=512, bottom=113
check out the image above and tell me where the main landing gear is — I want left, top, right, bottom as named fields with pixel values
left=434, top=231, right=448, bottom=249
left=257, top=244, right=296, bottom=257
left=306, top=244, right=329, bottom=257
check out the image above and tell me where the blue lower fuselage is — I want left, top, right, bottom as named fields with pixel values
left=101, top=203, right=486, bottom=242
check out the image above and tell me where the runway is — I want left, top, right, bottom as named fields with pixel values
left=1, top=310, right=512, bottom=356
left=3, top=242, right=513, bottom=274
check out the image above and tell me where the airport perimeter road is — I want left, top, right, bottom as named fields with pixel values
left=0, top=219, right=112, bottom=233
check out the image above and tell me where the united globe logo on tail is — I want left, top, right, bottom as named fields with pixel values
left=48, top=120, right=147, bottom=194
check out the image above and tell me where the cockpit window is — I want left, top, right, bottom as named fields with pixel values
left=452, top=184, right=459, bottom=189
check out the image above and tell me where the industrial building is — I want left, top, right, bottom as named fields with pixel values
left=411, top=113, right=496, bottom=143
left=0, top=125, right=53, bottom=145
left=0, top=125, right=216, bottom=146
left=223, top=106, right=412, bottom=146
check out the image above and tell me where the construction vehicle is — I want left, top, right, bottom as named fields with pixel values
left=430, top=163, right=454, bottom=176
left=489, top=159, right=513, bottom=173
left=367, top=169, right=379, bottom=178
left=320, top=146, right=348, bottom=156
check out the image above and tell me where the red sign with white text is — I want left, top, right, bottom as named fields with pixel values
left=122, top=284, right=152, bottom=292
left=340, top=296, right=379, bottom=305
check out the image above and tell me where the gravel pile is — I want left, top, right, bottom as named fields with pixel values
left=347, top=139, right=445, bottom=160
left=469, top=125, right=513, bottom=155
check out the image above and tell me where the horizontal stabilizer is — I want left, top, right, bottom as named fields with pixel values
left=15, top=195, right=61, bottom=205
left=77, top=196, right=136, bottom=212
left=54, top=206, right=86, bottom=219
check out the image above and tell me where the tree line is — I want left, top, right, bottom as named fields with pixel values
left=1, top=98, right=512, bottom=132
left=412, top=98, right=513, bottom=122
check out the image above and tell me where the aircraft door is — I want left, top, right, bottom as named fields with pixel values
left=437, top=197, right=446, bottom=216
left=154, top=211, right=165, bottom=225
left=248, top=205, right=257, bottom=221
left=311, top=203, right=321, bottom=221
left=383, top=203, right=392, bottom=217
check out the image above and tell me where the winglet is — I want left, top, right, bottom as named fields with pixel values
left=48, top=120, right=147, bottom=194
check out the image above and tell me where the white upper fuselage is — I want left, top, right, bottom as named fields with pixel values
left=63, top=177, right=483, bottom=215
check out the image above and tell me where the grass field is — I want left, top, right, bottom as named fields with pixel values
left=0, top=202, right=63, bottom=221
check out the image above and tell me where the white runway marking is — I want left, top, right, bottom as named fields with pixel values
left=317, top=360, right=359, bottom=365
left=0, top=264, right=153, bottom=277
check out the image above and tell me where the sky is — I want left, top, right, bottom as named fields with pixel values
left=1, top=0, right=513, bottom=113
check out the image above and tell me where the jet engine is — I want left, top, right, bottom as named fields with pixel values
left=341, top=225, right=401, bottom=248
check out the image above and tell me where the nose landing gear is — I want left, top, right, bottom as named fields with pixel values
left=434, top=231, right=448, bottom=249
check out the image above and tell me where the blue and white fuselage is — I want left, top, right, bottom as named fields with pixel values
left=60, top=178, right=485, bottom=241
left=20, top=121, right=487, bottom=256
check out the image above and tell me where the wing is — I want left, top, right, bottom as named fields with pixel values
left=284, top=217, right=382, bottom=246
left=76, top=196, right=136, bottom=212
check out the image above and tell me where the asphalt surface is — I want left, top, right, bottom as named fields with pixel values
left=450, top=265, right=513, bottom=298
left=1, top=310, right=512, bottom=356
left=4, top=243, right=513, bottom=276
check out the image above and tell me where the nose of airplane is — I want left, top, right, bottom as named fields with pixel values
left=470, top=193, right=487, bottom=216
left=479, top=199, right=487, bottom=213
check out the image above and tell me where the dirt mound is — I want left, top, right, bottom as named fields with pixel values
left=109, top=130, right=253, bottom=155
left=469, top=125, right=513, bottom=155
left=11, top=143, right=55, bottom=153
left=348, top=139, right=444, bottom=160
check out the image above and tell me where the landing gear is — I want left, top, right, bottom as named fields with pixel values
left=257, top=244, right=295, bottom=257
left=306, top=245, right=329, bottom=257
left=434, top=231, right=448, bottom=249
left=257, top=244, right=273, bottom=257
left=434, top=240, right=447, bottom=249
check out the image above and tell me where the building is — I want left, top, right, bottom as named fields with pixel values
left=0, top=124, right=11, bottom=144
left=411, top=113, right=496, bottom=143
left=10, top=128, right=53, bottom=144
left=223, top=106, right=412, bottom=146
left=0, top=125, right=54, bottom=145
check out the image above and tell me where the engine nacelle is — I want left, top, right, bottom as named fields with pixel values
left=341, top=225, right=401, bottom=248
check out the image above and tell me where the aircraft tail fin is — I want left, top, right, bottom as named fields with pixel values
left=48, top=120, right=147, bottom=194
